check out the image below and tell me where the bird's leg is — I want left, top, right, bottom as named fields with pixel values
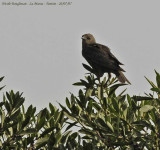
left=94, top=76, right=101, bottom=85
left=94, top=73, right=101, bottom=85
left=98, top=76, right=101, bottom=84
left=107, top=73, right=111, bottom=83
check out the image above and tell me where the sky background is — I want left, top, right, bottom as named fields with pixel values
left=0, top=0, right=160, bottom=110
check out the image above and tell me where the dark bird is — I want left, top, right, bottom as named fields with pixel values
left=82, top=33, right=131, bottom=84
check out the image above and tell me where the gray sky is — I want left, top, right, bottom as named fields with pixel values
left=0, top=0, right=160, bottom=110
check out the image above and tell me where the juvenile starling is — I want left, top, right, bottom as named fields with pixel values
left=82, top=33, right=131, bottom=84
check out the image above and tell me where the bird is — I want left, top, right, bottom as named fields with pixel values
left=81, top=33, right=131, bottom=84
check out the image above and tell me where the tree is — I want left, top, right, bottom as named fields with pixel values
left=0, top=65, right=160, bottom=149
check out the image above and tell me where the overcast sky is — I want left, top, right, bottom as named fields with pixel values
left=0, top=0, right=160, bottom=110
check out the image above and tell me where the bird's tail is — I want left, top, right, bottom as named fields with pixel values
left=117, top=71, right=131, bottom=84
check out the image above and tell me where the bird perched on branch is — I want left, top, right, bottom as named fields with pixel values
left=82, top=33, right=131, bottom=84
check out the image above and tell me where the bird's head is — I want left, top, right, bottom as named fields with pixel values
left=81, top=33, right=96, bottom=45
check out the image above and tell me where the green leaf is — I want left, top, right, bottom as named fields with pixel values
left=35, top=137, right=49, bottom=149
left=78, top=89, right=86, bottom=108
left=40, top=108, right=47, bottom=118
left=22, top=116, right=31, bottom=128
left=70, top=132, right=78, bottom=140
left=145, top=77, right=157, bottom=88
left=1, top=110, right=5, bottom=128
left=63, top=112, right=76, bottom=121
left=26, top=105, right=33, bottom=117
left=14, top=98, right=25, bottom=110
left=54, top=111, right=61, bottom=125
left=112, top=98, right=119, bottom=113
left=0, top=76, right=4, bottom=82
left=48, top=132, right=56, bottom=148
left=85, top=88, right=93, bottom=99
left=59, top=103, right=70, bottom=114
left=149, top=110, right=157, bottom=126
left=118, top=88, right=127, bottom=96
left=70, top=94, right=75, bottom=104
left=87, top=75, right=93, bottom=85
left=0, top=102, right=5, bottom=107
left=132, top=120, right=154, bottom=130
left=140, top=105, right=154, bottom=113
left=86, top=100, right=93, bottom=115
left=77, top=104, right=82, bottom=116
left=97, top=118, right=114, bottom=132
left=0, top=86, right=5, bottom=91
left=10, top=108, right=20, bottom=121
left=82, top=63, right=93, bottom=72
left=49, top=103, right=56, bottom=114
left=66, top=97, right=71, bottom=109
left=73, top=82, right=85, bottom=86
left=82, top=136, right=92, bottom=140
left=6, top=91, right=13, bottom=105
left=155, top=70, right=160, bottom=88
left=30, top=107, right=36, bottom=117
left=92, top=102, right=101, bottom=111
left=36, top=117, right=45, bottom=131
left=151, top=88, right=160, bottom=93
left=80, top=129, right=95, bottom=137
left=98, top=85, right=102, bottom=100
left=109, top=84, right=126, bottom=97
left=65, top=122, right=77, bottom=131
left=123, top=108, right=128, bottom=120
left=61, top=131, right=72, bottom=144
left=20, top=128, right=36, bottom=135
left=5, top=100, right=11, bottom=113
left=80, top=79, right=89, bottom=87
left=127, top=94, right=132, bottom=106
left=39, top=127, right=55, bottom=138
left=132, top=96, right=153, bottom=101
left=106, top=121, right=114, bottom=132
left=22, top=104, right=25, bottom=114
left=55, top=131, right=62, bottom=146
left=71, top=105, right=79, bottom=116
left=8, top=127, right=13, bottom=136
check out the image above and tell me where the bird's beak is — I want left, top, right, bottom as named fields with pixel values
left=81, top=36, right=86, bottom=40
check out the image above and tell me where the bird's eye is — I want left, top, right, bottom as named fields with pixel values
left=87, top=37, right=90, bottom=40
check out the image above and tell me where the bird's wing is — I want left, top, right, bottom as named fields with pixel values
left=101, top=45, right=124, bottom=65
left=83, top=43, right=122, bottom=71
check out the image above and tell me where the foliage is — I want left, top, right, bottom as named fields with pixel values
left=0, top=66, right=160, bottom=149
left=62, top=66, right=160, bottom=150
left=0, top=83, right=75, bottom=149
